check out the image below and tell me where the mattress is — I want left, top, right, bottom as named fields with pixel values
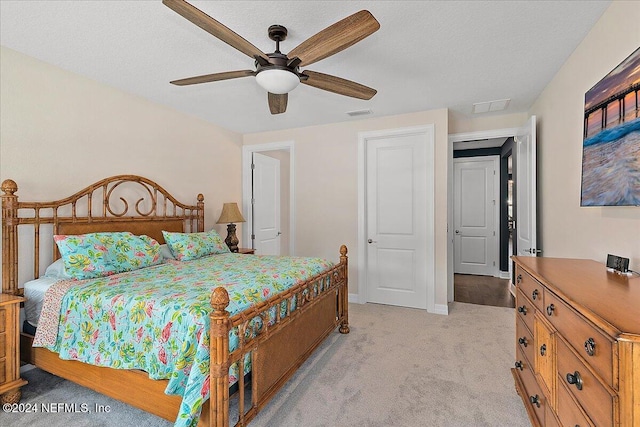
left=23, top=276, right=60, bottom=327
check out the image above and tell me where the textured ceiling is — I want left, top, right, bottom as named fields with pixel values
left=0, top=1, right=611, bottom=134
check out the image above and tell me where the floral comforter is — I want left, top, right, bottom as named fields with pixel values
left=33, top=253, right=334, bottom=427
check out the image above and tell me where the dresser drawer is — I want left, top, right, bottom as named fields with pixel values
left=516, top=316, right=535, bottom=368
left=519, top=356, right=547, bottom=426
left=0, top=359, right=5, bottom=384
left=516, top=288, right=535, bottom=334
left=557, top=374, right=595, bottom=427
left=544, top=291, right=615, bottom=388
left=516, top=268, right=545, bottom=312
left=557, top=337, right=616, bottom=427
left=515, top=345, right=533, bottom=374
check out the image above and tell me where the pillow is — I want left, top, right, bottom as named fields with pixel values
left=44, top=258, right=72, bottom=280
left=54, top=232, right=163, bottom=279
left=162, top=229, right=229, bottom=261
left=107, top=233, right=163, bottom=272
left=160, top=244, right=175, bottom=260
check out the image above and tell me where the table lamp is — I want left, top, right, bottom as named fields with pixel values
left=216, top=202, right=246, bottom=253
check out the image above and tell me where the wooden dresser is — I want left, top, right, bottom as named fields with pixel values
left=0, top=293, right=27, bottom=404
left=512, top=257, right=639, bottom=427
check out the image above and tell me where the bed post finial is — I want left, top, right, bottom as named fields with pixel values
left=1, top=179, right=18, bottom=195
left=209, top=286, right=230, bottom=426
left=210, top=286, right=229, bottom=314
left=2, top=179, right=19, bottom=295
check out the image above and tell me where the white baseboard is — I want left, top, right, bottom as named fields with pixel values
left=348, top=293, right=360, bottom=304
left=433, top=303, right=449, bottom=315
left=499, top=271, right=511, bottom=279
left=509, top=282, right=516, bottom=297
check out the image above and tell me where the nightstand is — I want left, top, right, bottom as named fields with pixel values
left=0, top=294, right=27, bottom=404
left=237, top=248, right=256, bottom=254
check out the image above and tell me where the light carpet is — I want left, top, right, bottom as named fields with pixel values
left=2, top=302, right=529, bottom=426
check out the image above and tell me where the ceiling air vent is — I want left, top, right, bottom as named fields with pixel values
left=346, top=109, right=373, bottom=117
left=472, top=98, right=511, bottom=114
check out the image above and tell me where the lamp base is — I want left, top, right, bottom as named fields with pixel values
left=225, top=223, right=239, bottom=253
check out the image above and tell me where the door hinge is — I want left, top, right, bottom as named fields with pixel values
left=251, top=163, right=255, bottom=170
left=251, top=198, right=255, bottom=204
left=493, top=231, right=496, bottom=236
left=251, top=234, right=255, bottom=240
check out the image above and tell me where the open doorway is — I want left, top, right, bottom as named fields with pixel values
left=242, top=141, right=295, bottom=256
left=450, top=137, right=514, bottom=308
left=447, top=118, right=538, bottom=307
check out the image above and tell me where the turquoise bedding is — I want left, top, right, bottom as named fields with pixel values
left=36, top=253, right=334, bottom=427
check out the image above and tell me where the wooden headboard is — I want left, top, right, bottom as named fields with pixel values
left=1, top=175, right=204, bottom=295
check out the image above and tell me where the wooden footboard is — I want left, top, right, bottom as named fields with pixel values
left=209, top=246, right=349, bottom=426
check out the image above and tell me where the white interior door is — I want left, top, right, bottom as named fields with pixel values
left=365, top=128, right=433, bottom=309
left=252, top=152, right=280, bottom=255
left=515, top=116, right=538, bottom=257
left=453, top=156, right=499, bottom=275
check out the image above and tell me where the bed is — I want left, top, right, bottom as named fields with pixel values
left=1, top=175, right=349, bottom=427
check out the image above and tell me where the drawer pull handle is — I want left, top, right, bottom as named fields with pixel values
left=566, top=371, right=583, bottom=391
left=529, top=394, right=541, bottom=408
left=584, top=338, right=596, bottom=357
left=514, top=361, right=524, bottom=371
left=532, top=289, right=539, bottom=300
left=540, top=344, right=546, bottom=356
left=546, top=303, right=555, bottom=316
left=518, top=337, right=528, bottom=347
left=517, top=305, right=527, bottom=315
left=516, top=274, right=522, bottom=284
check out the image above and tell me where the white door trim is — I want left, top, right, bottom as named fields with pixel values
left=358, top=125, right=435, bottom=313
left=447, top=126, right=520, bottom=303
left=242, top=141, right=295, bottom=255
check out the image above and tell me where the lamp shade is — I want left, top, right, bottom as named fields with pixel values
left=216, top=202, right=246, bottom=224
left=255, top=68, right=300, bottom=94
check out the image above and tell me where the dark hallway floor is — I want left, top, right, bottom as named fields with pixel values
left=454, top=274, right=515, bottom=308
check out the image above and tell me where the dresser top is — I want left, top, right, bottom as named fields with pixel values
left=513, top=257, right=640, bottom=337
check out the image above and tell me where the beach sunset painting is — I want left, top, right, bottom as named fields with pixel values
left=581, top=47, right=640, bottom=206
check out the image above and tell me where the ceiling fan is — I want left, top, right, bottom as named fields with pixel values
left=163, top=0, right=380, bottom=114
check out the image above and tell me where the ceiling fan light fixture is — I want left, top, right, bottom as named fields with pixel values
left=255, top=68, right=300, bottom=94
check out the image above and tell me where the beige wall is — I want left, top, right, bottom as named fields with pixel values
left=0, top=47, right=244, bottom=278
left=449, top=110, right=527, bottom=135
left=244, top=109, right=449, bottom=308
left=529, top=1, right=640, bottom=266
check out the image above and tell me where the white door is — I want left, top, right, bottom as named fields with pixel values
left=453, top=157, right=499, bottom=275
left=252, top=152, right=281, bottom=255
left=364, top=127, right=434, bottom=310
left=515, top=116, right=538, bottom=257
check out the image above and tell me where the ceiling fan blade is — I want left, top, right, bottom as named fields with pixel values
left=301, top=70, right=376, bottom=100
left=268, top=93, right=288, bottom=114
left=170, top=70, right=255, bottom=86
left=163, top=0, right=268, bottom=62
left=288, top=10, right=380, bottom=67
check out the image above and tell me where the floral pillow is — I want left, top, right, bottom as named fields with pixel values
left=162, top=229, right=229, bottom=261
left=54, top=232, right=163, bottom=279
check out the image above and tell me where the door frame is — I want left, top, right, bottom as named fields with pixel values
left=448, top=127, right=519, bottom=303
left=242, top=141, right=295, bottom=255
left=452, top=155, right=500, bottom=276
left=357, top=125, right=436, bottom=313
